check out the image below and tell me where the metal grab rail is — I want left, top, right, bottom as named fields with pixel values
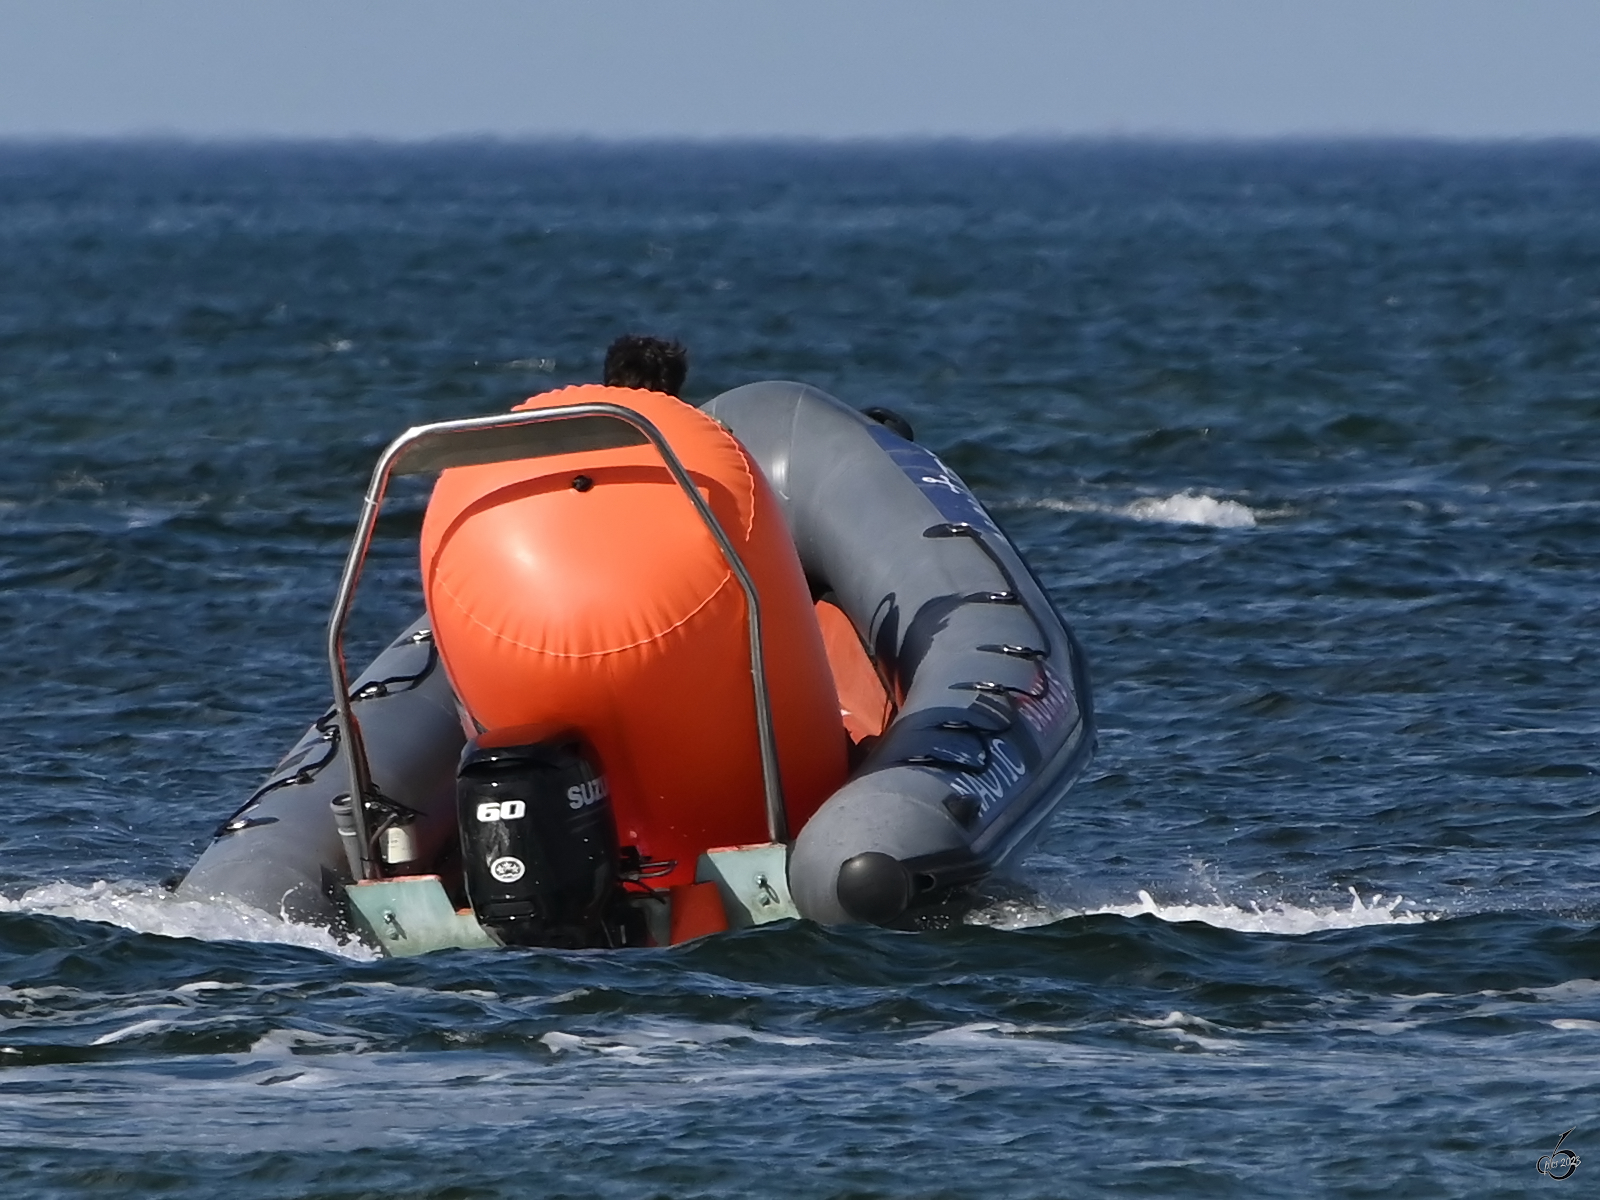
left=326, top=402, right=789, bottom=882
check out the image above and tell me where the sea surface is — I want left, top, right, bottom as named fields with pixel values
left=2, top=141, right=1599, bottom=1198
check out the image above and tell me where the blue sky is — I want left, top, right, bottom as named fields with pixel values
left=2, top=1, right=1597, bottom=140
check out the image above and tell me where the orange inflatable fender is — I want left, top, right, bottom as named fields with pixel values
left=420, top=385, right=847, bottom=887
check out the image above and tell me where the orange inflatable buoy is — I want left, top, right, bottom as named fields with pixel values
left=419, top=385, right=848, bottom=888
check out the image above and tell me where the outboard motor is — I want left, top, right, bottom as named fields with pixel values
left=456, top=725, right=619, bottom=948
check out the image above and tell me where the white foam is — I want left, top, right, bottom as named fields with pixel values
left=1016, top=492, right=1258, bottom=528
left=0, top=880, right=374, bottom=959
left=913, top=1012, right=1244, bottom=1057
left=1121, top=493, right=1258, bottom=528
left=1529, top=979, right=1600, bottom=1002
left=539, top=1030, right=653, bottom=1063
left=1102, top=887, right=1430, bottom=933
left=908, top=1021, right=1072, bottom=1046
left=970, top=886, right=1433, bottom=935
left=1125, top=1010, right=1239, bottom=1051
left=172, top=980, right=237, bottom=995
left=1131, top=1010, right=1221, bottom=1032
left=247, top=1028, right=365, bottom=1057
left=90, top=1017, right=173, bottom=1046
left=539, top=1021, right=833, bottom=1062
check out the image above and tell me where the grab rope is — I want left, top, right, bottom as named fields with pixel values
left=211, top=630, right=439, bottom=839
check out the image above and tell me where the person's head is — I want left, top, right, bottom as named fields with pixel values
left=603, top=335, right=688, bottom=397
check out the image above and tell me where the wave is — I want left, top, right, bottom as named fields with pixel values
left=0, top=880, right=374, bottom=959
left=1010, top=492, right=1259, bottom=528
left=970, top=887, right=1433, bottom=935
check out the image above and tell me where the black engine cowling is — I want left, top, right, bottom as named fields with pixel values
left=456, top=725, right=618, bottom=948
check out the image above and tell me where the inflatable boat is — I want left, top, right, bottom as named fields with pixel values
left=177, top=381, right=1095, bottom=953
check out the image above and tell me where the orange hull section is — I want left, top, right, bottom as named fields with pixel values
left=420, top=385, right=847, bottom=887
left=815, top=598, right=893, bottom=746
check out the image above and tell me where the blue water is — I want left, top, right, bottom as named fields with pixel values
left=3, top=141, right=1599, bottom=1198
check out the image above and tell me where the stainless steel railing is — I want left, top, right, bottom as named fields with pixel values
left=325, top=403, right=788, bottom=881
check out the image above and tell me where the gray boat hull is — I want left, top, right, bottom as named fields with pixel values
left=180, top=382, right=1093, bottom=935
left=177, top=620, right=465, bottom=930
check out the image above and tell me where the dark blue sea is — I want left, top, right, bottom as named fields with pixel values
left=2, top=141, right=1599, bottom=1198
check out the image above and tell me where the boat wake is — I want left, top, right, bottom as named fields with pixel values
left=3, top=878, right=1430, bottom=953
left=0, top=881, right=375, bottom=959
left=970, top=886, right=1433, bottom=934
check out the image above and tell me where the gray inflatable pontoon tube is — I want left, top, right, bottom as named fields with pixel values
left=703, top=382, right=1095, bottom=927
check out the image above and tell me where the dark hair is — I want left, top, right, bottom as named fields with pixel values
left=862, top=406, right=915, bottom=443
left=603, top=335, right=688, bottom=397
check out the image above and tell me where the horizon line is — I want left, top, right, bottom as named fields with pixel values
left=4, top=132, right=1600, bottom=150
